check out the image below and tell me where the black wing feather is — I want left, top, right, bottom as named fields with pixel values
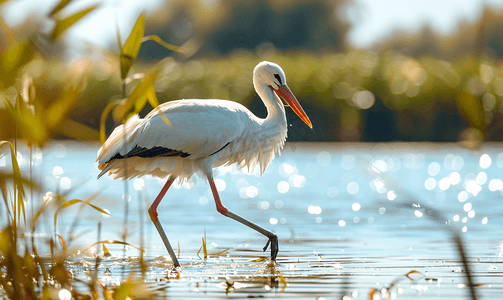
left=109, top=146, right=190, bottom=162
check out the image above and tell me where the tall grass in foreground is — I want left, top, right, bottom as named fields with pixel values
left=0, top=0, right=182, bottom=298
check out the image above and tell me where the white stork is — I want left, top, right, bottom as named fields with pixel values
left=97, top=61, right=312, bottom=267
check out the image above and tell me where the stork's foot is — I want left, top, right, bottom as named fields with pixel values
left=262, top=234, right=279, bottom=261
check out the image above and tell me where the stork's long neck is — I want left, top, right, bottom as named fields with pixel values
left=254, top=80, right=287, bottom=129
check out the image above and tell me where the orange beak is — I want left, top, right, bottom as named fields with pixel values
left=274, top=85, right=313, bottom=128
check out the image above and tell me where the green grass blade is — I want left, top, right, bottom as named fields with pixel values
left=141, top=35, right=184, bottom=53
left=100, top=100, right=120, bottom=144
left=54, top=196, right=110, bottom=229
left=84, top=240, right=143, bottom=253
left=121, top=69, right=157, bottom=121
left=120, top=12, right=145, bottom=80
left=48, top=0, right=73, bottom=17
left=51, top=4, right=99, bottom=40
left=0, top=141, right=26, bottom=227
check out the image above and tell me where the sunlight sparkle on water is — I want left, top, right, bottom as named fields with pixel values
left=60, top=177, right=71, bottom=190
left=371, top=159, right=387, bottom=172
left=199, top=196, right=208, bottom=205
left=425, top=178, right=436, bottom=190
left=387, top=190, right=397, bottom=200
left=133, top=178, right=145, bottom=190
left=444, top=154, right=454, bottom=169
left=488, top=179, right=503, bottom=191
left=215, top=179, right=226, bottom=191
left=54, top=143, right=67, bottom=158
left=458, top=191, right=468, bottom=202
left=239, top=187, right=248, bottom=199
left=371, top=178, right=387, bottom=193
left=258, top=201, right=269, bottom=210
left=352, top=202, right=361, bottom=211
left=479, top=154, right=492, bottom=169
left=277, top=181, right=289, bottom=193
left=476, top=172, right=488, bottom=185
left=308, top=205, right=322, bottom=214
left=450, top=172, right=460, bottom=185
left=482, top=217, right=488, bottom=224
left=465, top=180, right=482, bottom=196
left=497, top=153, right=503, bottom=167
left=453, top=215, right=460, bottom=221
left=246, top=186, right=258, bottom=198
left=463, top=203, right=472, bottom=212
left=347, top=182, right=359, bottom=194
left=235, top=178, right=249, bottom=189
left=341, top=155, right=355, bottom=170
left=439, top=177, right=450, bottom=190
left=327, top=186, right=339, bottom=198
left=428, top=162, right=440, bottom=176
left=338, top=220, right=346, bottom=226
left=290, top=174, right=306, bottom=188
left=53, top=166, right=63, bottom=178
left=58, top=288, right=71, bottom=300
left=274, top=200, right=283, bottom=209
left=269, top=218, right=278, bottom=225
left=452, top=156, right=464, bottom=170
left=279, top=163, right=295, bottom=177
left=414, top=210, right=423, bottom=217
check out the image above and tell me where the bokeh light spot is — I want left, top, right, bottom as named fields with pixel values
left=277, top=181, right=289, bottom=193
left=479, top=154, right=492, bottom=169
left=347, top=182, right=359, bottom=194
left=428, top=162, right=440, bottom=176
left=215, top=179, right=226, bottom=191
left=60, top=177, right=71, bottom=190
left=425, top=178, right=436, bottom=190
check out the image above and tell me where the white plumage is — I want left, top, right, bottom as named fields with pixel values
left=97, top=61, right=311, bottom=184
left=96, top=61, right=312, bottom=266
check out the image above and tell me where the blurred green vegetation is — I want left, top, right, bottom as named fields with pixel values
left=3, top=49, right=503, bottom=145
left=17, top=50, right=498, bottom=146
left=2, top=0, right=503, bottom=146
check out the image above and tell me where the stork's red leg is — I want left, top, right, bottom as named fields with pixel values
left=148, top=178, right=180, bottom=268
left=208, top=178, right=279, bottom=262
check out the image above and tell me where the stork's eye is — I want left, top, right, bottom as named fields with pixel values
left=274, top=74, right=282, bottom=85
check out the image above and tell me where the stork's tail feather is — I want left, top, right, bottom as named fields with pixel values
left=96, top=114, right=142, bottom=164
left=97, top=160, right=118, bottom=179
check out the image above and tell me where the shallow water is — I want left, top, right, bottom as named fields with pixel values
left=3, top=142, right=503, bottom=299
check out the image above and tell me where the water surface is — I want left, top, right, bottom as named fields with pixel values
left=3, top=142, right=503, bottom=299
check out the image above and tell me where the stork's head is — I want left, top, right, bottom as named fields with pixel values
left=253, top=61, right=286, bottom=90
left=253, top=61, right=312, bottom=129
